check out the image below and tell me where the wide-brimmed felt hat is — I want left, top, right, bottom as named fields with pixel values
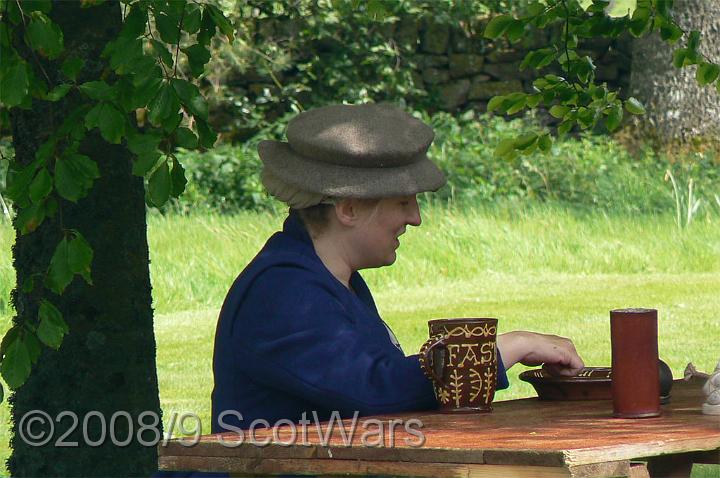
left=258, top=103, right=446, bottom=199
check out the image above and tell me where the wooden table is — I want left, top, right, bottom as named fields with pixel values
left=159, top=378, right=720, bottom=477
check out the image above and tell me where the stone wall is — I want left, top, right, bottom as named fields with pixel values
left=226, top=15, right=633, bottom=119
left=405, top=18, right=632, bottom=112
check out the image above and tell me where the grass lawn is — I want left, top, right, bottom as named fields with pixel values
left=1, top=204, right=719, bottom=476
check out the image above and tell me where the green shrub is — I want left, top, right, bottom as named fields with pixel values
left=428, top=112, right=720, bottom=217
left=168, top=141, right=278, bottom=214
left=166, top=111, right=719, bottom=217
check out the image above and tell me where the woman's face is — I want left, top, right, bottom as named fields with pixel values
left=351, top=195, right=422, bottom=269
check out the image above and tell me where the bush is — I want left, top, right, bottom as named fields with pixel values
left=165, top=111, right=719, bottom=217
left=168, top=141, right=278, bottom=214
left=425, top=112, right=674, bottom=213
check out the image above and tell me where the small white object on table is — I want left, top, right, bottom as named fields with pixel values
left=703, top=360, right=720, bottom=415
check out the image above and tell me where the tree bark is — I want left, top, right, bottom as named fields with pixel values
left=629, top=0, right=720, bottom=145
left=8, top=2, right=161, bottom=476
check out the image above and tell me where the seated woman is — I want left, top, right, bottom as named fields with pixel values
left=211, top=103, right=584, bottom=434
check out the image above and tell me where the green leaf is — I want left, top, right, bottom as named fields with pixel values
left=155, top=11, right=181, bottom=44
left=520, top=48, right=555, bottom=71
left=45, top=84, right=72, bottom=101
left=150, top=39, right=174, bottom=68
left=515, top=133, right=538, bottom=151
left=182, top=44, right=211, bottom=78
left=148, top=159, right=171, bottom=207
left=687, top=30, right=700, bottom=51
left=506, top=96, right=526, bottom=115
left=127, top=131, right=163, bottom=156
left=22, top=1, right=52, bottom=14
left=656, top=0, right=673, bottom=17
left=162, top=113, right=183, bottom=133
left=175, top=127, right=198, bottom=149
left=46, top=238, right=73, bottom=294
left=625, top=97, right=646, bottom=115
left=132, top=152, right=161, bottom=177
left=29, top=168, right=52, bottom=203
left=558, top=120, right=573, bottom=136
left=0, top=61, right=30, bottom=107
left=606, top=104, right=623, bottom=132
left=170, top=159, right=187, bottom=198
left=628, top=5, right=651, bottom=37
left=54, top=154, right=100, bottom=202
left=37, top=299, right=69, bottom=350
left=183, top=4, right=202, bottom=34
left=206, top=4, right=234, bottom=41
left=0, top=334, right=31, bottom=389
left=5, top=160, right=39, bottom=205
left=120, top=5, right=148, bottom=38
left=170, top=78, right=208, bottom=121
left=25, top=11, right=64, bottom=59
left=67, top=233, right=93, bottom=284
left=659, top=20, right=682, bottom=43
left=61, top=56, right=85, bottom=81
left=85, top=102, right=126, bottom=144
left=672, top=48, right=688, bottom=68
left=537, top=134, right=552, bottom=152
left=696, top=63, right=720, bottom=86
left=549, top=105, right=570, bottom=119
left=27, top=66, right=48, bottom=99
left=78, top=80, right=115, bottom=101
left=148, top=83, right=180, bottom=126
left=196, top=119, right=217, bottom=148
left=487, top=95, right=506, bottom=113
left=506, top=20, right=525, bottom=43
left=24, top=331, right=42, bottom=365
left=526, top=93, right=542, bottom=108
left=131, top=69, right=163, bottom=107
left=0, top=326, right=20, bottom=358
left=495, top=138, right=516, bottom=157
left=483, top=14, right=514, bottom=39
left=198, top=8, right=217, bottom=46
left=103, top=36, right=143, bottom=74
left=14, top=203, right=45, bottom=234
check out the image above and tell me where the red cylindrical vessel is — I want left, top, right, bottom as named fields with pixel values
left=610, top=308, right=661, bottom=418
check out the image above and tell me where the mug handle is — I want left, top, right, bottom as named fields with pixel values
left=419, top=334, right=448, bottom=388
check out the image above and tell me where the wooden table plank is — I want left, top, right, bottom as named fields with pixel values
left=158, top=455, right=634, bottom=478
left=159, top=378, right=720, bottom=474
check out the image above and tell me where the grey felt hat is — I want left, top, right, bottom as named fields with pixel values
left=258, top=103, right=446, bottom=198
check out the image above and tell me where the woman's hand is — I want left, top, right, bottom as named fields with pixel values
left=497, top=331, right=585, bottom=377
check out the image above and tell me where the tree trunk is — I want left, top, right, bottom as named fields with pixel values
left=8, top=2, right=161, bottom=476
left=629, top=0, right=720, bottom=145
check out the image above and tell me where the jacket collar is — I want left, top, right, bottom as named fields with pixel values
left=282, top=209, right=314, bottom=246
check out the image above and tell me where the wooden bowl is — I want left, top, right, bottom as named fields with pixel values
left=519, top=367, right=612, bottom=401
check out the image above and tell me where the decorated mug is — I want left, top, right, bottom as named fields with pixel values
left=419, top=318, right=499, bottom=413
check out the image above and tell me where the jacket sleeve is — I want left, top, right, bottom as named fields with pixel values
left=230, top=267, right=438, bottom=416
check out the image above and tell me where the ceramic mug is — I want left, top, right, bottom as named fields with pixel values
left=419, top=318, right=499, bottom=413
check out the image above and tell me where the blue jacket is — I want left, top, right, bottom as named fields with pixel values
left=211, top=211, right=509, bottom=433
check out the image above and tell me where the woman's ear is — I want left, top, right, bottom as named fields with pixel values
left=334, top=198, right=360, bottom=227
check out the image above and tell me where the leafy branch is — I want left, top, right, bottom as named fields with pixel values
left=483, top=0, right=719, bottom=158
left=0, top=0, right=234, bottom=398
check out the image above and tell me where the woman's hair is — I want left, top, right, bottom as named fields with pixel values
left=294, top=204, right=335, bottom=236
left=294, top=198, right=382, bottom=237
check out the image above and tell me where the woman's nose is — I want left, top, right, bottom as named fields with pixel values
left=406, top=197, right=421, bottom=227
